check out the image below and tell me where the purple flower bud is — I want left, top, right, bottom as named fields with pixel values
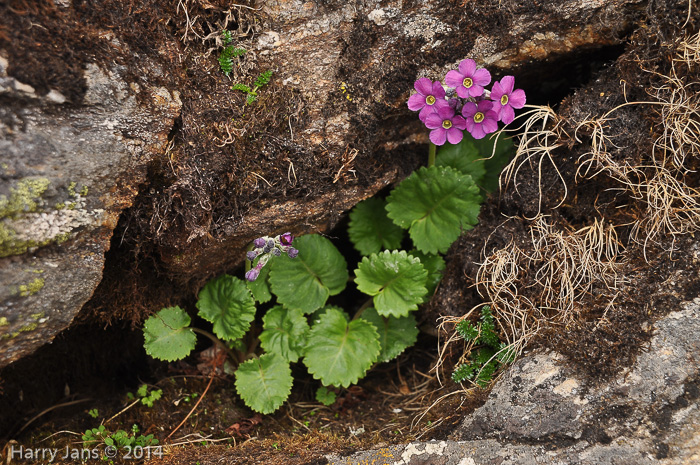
left=246, top=250, right=258, bottom=261
left=245, top=268, right=260, bottom=282
left=287, top=247, right=299, bottom=259
left=272, top=247, right=282, bottom=257
left=253, top=237, right=266, bottom=248
left=280, top=232, right=294, bottom=246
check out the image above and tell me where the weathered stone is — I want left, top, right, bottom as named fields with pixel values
left=328, top=298, right=700, bottom=464
left=0, top=55, right=181, bottom=367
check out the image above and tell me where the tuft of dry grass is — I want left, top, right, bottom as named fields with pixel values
left=500, top=105, right=570, bottom=217
left=574, top=29, right=700, bottom=251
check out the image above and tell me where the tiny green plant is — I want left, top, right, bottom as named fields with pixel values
left=143, top=58, right=525, bottom=414
left=232, top=69, right=273, bottom=104
left=218, top=30, right=246, bottom=76
left=451, top=306, right=516, bottom=387
left=88, top=408, right=99, bottom=419
left=82, top=424, right=158, bottom=450
left=315, top=386, right=336, bottom=406
left=126, top=384, right=162, bottom=408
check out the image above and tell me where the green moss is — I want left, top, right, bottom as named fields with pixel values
left=55, top=202, right=66, bottom=210
left=0, top=223, right=72, bottom=258
left=19, top=278, right=45, bottom=297
left=0, top=178, right=50, bottom=218
left=30, top=312, right=45, bottom=320
left=19, top=322, right=38, bottom=332
left=67, top=181, right=78, bottom=197
left=0, top=317, right=8, bottom=326
left=79, top=185, right=89, bottom=196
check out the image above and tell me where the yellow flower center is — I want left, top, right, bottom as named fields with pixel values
left=501, top=94, right=509, bottom=105
left=463, top=77, right=473, bottom=88
left=473, top=112, right=484, bottom=123
left=442, top=119, right=453, bottom=129
left=426, top=95, right=436, bottom=105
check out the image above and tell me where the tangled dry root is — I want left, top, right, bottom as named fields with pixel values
left=500, top=105, right=569, bottom=217
left=575, top=29, right=700, bottom=250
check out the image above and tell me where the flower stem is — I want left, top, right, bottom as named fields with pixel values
left=352, top=297, right=375, bottom=320
left=428, top=142, right=436, bottom=167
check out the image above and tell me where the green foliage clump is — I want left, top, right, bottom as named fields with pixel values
left=232, top=70, right=274, bottom=104
left=218, top=30, right=246, bottom=76
left=452, top=306, right=515, bottom=387
left=126, top=384, right=163, bottom=408
left=143, top=136, right=515, bottom=414
left=82, top=424, right=158, bottom=450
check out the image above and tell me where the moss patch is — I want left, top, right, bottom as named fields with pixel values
left=0, top=178, right=50, bottom=218
left=18, top=278, right=45, bottom=297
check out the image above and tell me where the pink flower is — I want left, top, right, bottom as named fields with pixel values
left=462, top=100, right=499, bottom=140
left=407, top=78, right=450, bottom=121
left=445, top=59, right=491, bottom=99
left=424, top=106, right=467, bottom=146
left=490, top=76, right=526, bottom=124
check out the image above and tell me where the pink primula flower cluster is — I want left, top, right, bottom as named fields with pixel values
left=407, top=59, right=526, bottom=145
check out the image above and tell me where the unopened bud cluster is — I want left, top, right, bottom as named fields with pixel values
left=245, top=232, right=299, bottom=281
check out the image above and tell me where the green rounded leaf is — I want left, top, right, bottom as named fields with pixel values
left=143, top=306, right=197, bottom=362
left=385, top=165, right=482, bottom=254
left=360, top=307, right=419, bottom=363
left=410, top=250, right=446, bottom=300
left=348, top=197, right=404, bottom=256
left=354, top=250, right=428, bottom=318
left=196, top=274, right=256, bottom=341
left=303, top=307, right=380, bottom=388
left=269, top=235, right=348, bottom=313
left=234, top=353, right=293, bottom=414
left=259, top=306, right=310, bottom=363
left=435, top=138, right=487, bottom=186
left=315, top=386, right=337, bottom=406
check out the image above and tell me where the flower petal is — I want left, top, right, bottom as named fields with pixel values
left=481, top=117, right=499, bottom=135
left=414, top=77, right=433, bottom=95
left=446, top=127, right=464, bottom=145
left=407, top=93, right=426, bottom=111
left=467, top=85, right=485, bottom=98
left=499, top=105, right=515, bottom=124
left=429, top=128, right=447, bottom=145
left=461, top=101, right=478, bottom=118
left=451, top=115, right=467, bottom=130
left=430, top=82, right=446, bottom=98
left=469, top=124, right=486, bottom=140
left=458, top=59, right=476, bottom=77
left=444, top=70, right=464, bottom=88
left=490, top=81, right=504, bottom=100
left=500, top=76, right=515, bottom=94
left=473, top=68, right=491, bottom=87
left=477, top=100, right=494, bottom=112
left=418, top=104, right=439, bottom=121
left=509, top=89, right=527, bottom=108
left=424, top=112, right=444, bottom=129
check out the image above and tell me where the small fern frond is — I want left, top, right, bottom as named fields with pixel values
left=254, top=70, right=273, bottom=88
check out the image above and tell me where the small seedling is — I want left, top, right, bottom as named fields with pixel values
left=232, top=70, right=273, bottom=104
left=451, top=306, right=516, bottom=387
left=88, top=408, right=99, bottom=419
left=218, top=30, right=246, bottom=76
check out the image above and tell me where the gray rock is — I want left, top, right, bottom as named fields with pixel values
left=0, top=56, right=181, bottom=367
left=328, top=298, right=700, bottom=464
